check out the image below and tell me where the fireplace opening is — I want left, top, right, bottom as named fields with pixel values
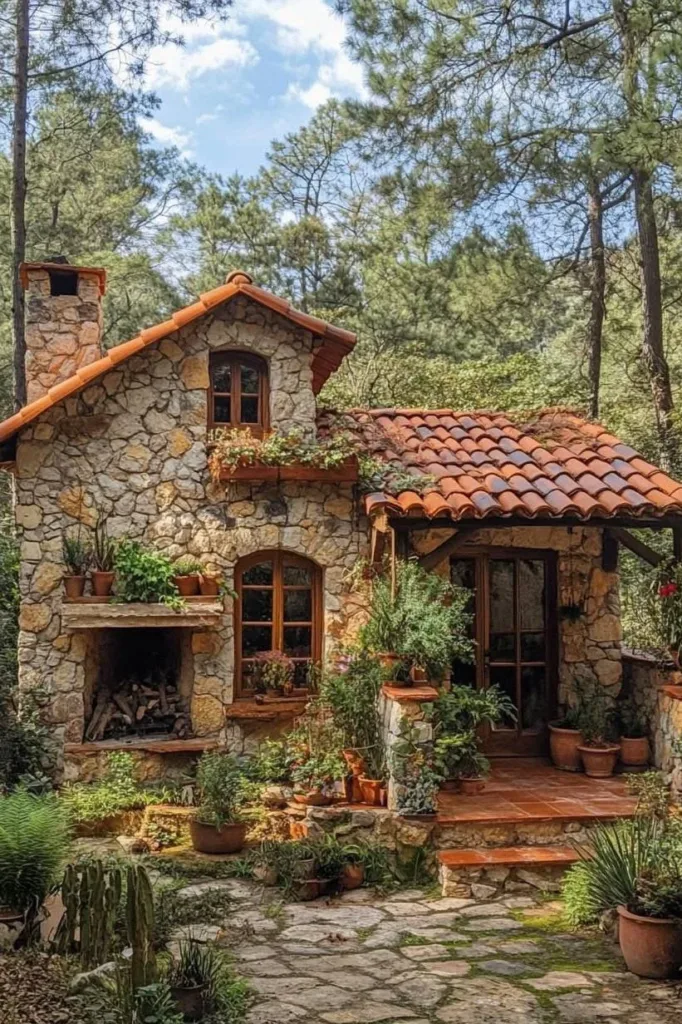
left=85, top=628, right=191, bottom=742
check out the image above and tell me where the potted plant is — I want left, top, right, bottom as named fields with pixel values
left=166, top=939, right=221, bottom=1021
left=340, top=847, right=365, bottom=891
left=291, top=751, right=345, bottom=806
left=361, top=560, right=474, bottom=687
left=618, top=849, right=682, bottom=978
left=433, top=685, right=517, bottom=793
left=62, top=530, right=92, bottom=598
left=91, top=514, right=117, bottom=597
left=113, top=541, right=183, bottom=608
left=0, top=791, right=71, bottom=944
left=576, top=684, right=620, bottom=778
left=390, top=720, right=442, bottom=816
left=253, top=650, right=295, bottom=697
left=198, top=568, right=226, bottom=597
left=618, top=697, right=650, bottom=768
left=549, top=705, right=583, bottom=772
left=319, top=650, right=385, bottom=804
left=189, top=752, right=248, bottom=855
left=172, top=556, right=205, bottom=597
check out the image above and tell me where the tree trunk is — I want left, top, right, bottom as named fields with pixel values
left=11, top=0, right=29, bottom=411
left=633, top=168, right=674, bottom=467
left=587, top=178, right=606, bottom=420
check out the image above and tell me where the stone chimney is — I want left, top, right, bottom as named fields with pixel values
left=20, top=257, right=106, bottom=403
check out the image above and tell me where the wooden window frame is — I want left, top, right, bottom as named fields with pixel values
left=208, top=351, right=269, bottom=435
left=234, top=550, right=323, bottom=697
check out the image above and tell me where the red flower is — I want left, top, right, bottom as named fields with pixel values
left=659, top=582, right=678, bottom=598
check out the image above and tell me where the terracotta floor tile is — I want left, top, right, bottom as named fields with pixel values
left=437, top=845, right=580, bottom=868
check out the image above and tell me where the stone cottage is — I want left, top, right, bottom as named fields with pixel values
left=2, top=259, right=682, bottom=784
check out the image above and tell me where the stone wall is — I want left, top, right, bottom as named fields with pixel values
left=623, top=651, right=682, bottom=796
left=378, top=689, right=435, bottom=811
left=411, top=525, right=623, bottom=706
left=24, top=267, right=103, bottom=404
left=14, top=295, right=369, bottom=778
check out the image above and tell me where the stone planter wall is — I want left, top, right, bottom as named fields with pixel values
left=14, top=295, right=368, bottom=779
left=623, top=650, right=682, bottom=797
left=378, top=687, right=437, bottom=811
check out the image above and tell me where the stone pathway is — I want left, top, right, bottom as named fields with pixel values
left=172, top=878, right=682, bottom=1024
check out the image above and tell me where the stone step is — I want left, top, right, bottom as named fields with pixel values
left=437, top=845, right=581, bottom=899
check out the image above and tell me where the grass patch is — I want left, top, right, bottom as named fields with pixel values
left=154, top=881, right=232, bottom=945
left=509, top=908, right=566, bottom=931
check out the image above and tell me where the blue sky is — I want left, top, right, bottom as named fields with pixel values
left=135, top=0, right=367, bottom=177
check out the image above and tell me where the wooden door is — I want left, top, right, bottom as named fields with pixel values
left=450, top=550, right=557, bottom=756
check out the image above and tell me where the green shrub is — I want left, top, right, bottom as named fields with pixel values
left=0, top=790, right=71, bottom=913
left=247, top=739, right=293, bottom=784
left=172, top=556, right=205, bottom=576
left=195, top=752, right=246, bottom=828
left=114, top=540, right=182, bottom=608
left=319, top=649, right=385, bottom=779
left=433, top=685, right=517, bottom=779
left=62, top=752, right=154, bottom=823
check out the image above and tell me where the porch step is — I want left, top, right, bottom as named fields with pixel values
left=437, top=845, right=581, bottom=898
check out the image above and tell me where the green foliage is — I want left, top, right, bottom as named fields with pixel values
left=319, top=649, right=385, bottom=780
left=434, top=685, right=517, bottom=779
left=62, top=752, right=154, bottom=824
left=92, top=969, right=183, bottom=1024
left=246, top=739, right=294, bottom=784
left=360, top=559, right=473, bottom=680
left=248, top=834, right=393, bottom=897
left=63, top=531, right=93, bottom=576
left=153, top=881, right=233, bottom=948
left=164, top=938, right=221, bottom=990
left=290, top=751, right=346, bottom=793
left=389, top=720, right=442, bottom=816
left=618, top=695, right=648, bottom=740
left=626, top=771, right=670, bottom=819
left=253, top=650, right=295, bottom=694
left=113, top=541, right=182, bottom=609
left=195, top=752, right=246, bottom=828
left=0, top=791, right=71, bottom=914
left=93, top=515, right=117, bottom=573
left=208, top=426, right=358, bottom=477
left=576, top=680, right=618, bottom=746
left=172, top=557, right=205, bottom=576
left=126, top=863, right=157, bottom=991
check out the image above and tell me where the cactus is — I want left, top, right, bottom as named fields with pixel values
left=54, top=859, right=123, bottom=967
left=125, top=863, right=156, bottom=991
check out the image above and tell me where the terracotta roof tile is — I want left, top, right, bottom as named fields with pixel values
left=344, top=408, right=682, bottom=523
left=0, top=271, right=356, bottom=446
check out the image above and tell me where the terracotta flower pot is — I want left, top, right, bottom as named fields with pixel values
left=620, top=736, right=649, bottom=767
left=441, top=779, right=461, bottom=793
left=295, top=879, right=322, bottom=901
left=189, top=818, right=247, bottom=855
left=174, top=574, right=200, bottom=597
left=577, top=743, right=621, bottom=778
left=459, top=776, right=485, bottom=795
left=91, top=570, right=115, bottom=597
left=358, top=776, right=383, bottom=806
left=199, top=576, right=221, bottom=596
left=617, top=905, right=682, bottom=978
left=64, top=575, right=86, bottom=599
left=409, top=665, right=428, bottom=684
left=340, top=863, right=365, bottom=891
left=342, top=749, right=366, bottom=777
left=549, top=722, right=583, bottom=772
left=293, top=790, right=333, bottom=807
left=171, top=984, right=207, bottom=1021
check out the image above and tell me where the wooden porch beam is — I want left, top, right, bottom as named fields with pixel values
left=418, top=529, right=477, bottom=571
left=392, top=515, right=682, bottom=531
left=610, top=527, right=664, bottom=567
left=602, top=529, right=619, bottom=572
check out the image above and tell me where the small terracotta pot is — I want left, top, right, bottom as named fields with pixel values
left=342, top=749, right=366, bottom=777
left=459, top=776, right=485, bottom=796
left=577, top=743, right=621, bottom=778
left=409, top=665, right=428, bottom=684
left=174, top=574, right=200, bottom=597
left=549, top=723, right=583, bottom=772
left=63, top=575, right=86, bottom=599
left=340, top=863, right=365, bottom=891
left=293, top=790, right=333, bottom=807
left=617, top=905, right=682, bottom=978
left=91, top=570, right=115, bottom=597
left=171, top=984, right=207, bottom=1021
left=620, top=736, right=649, bottom=767
left=295, top=878, right=322, bottom=901
left=358, top=776, right=383, bottom=806
left=189, top=819, right=247, bottom=854
left=199, top=576, right=221, bottom=596
left=292, top=857, right=316, bottom=880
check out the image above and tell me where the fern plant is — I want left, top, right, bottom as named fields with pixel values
left=0, top=790, right=71, bottom=914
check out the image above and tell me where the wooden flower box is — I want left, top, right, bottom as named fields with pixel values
left=218, top=457, right=358, bottom=483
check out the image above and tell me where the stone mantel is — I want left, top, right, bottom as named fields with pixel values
left=61, top=598, right=224, bottom=630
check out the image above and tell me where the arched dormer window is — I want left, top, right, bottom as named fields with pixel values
left=235, top=551, right=322, bottom=696
left=209, top=351, right=269, bottom=435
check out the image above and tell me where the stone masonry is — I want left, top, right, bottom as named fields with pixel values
left=14, top=291, right=368, bottom=778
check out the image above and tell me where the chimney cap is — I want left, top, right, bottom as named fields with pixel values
left=19, top=261, right=107, bottom=296
left=225, top=269, right=252, bottom=286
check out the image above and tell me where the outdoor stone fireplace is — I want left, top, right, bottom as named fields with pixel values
left=83, top=628, right=192, bottom=742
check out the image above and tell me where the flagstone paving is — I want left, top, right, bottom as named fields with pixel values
left=179, top=879, right=682, bottom=1023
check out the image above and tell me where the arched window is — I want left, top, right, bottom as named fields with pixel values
left=209, top=351, right=269, bottom=434
left=235, top=551, right=322, bottom=696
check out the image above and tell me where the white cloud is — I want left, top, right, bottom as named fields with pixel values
left=145, top=35, right=257, bottom=91
left=197, top=112, right=219, bottom=124
left=241, top=0, right=346, bottom=53
left=143, top=117, right=194, bottom=156
left=287, top=47, right=367, bottom=110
